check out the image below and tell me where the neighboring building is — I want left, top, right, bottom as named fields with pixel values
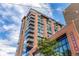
left=16, top=8, right=63, bottom=56
left=49, top=21, right=79, bottom=56
left=47, top=3, right=79, bottom=56
left=64, top=3, right=79, bottom=34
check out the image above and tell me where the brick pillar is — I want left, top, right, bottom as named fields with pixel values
left=34, top=14, right=38, bottom=48
left=66, top=21, right=79, bottom=55
left=58, top=25, right=61, bottom=31
left=29, top=13, right=38, bottom=56
left=16, top=16, right=26, bottom=56
left=43, top=17, right=48, bottom=37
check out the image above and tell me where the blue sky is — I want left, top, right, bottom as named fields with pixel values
left=49, top=3, right=70, bottom=25
left=0, top=3, right=70, bottom=56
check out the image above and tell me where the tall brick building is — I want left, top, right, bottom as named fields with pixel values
left=16, top=8, right=63, bottom=56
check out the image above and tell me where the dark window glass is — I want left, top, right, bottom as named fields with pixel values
left=67, top=44, right=70, bottom=49
left=62, top=39, right=66, bottom=45
left=58, top=41, right=62, bottom=47
left=53, top=35, right=71, bottom=56
left=60, top=47, right=63, bottom=53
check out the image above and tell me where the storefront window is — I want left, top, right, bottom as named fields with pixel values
left=53, top=35, right=71, bottom=56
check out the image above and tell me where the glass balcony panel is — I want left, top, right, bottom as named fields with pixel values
left=25, top=33, right=34, bottom=39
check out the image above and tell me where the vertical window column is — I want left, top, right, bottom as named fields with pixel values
left=51, top=21, right=55, bottom=34
left=58, top=25, right=61, bottom=31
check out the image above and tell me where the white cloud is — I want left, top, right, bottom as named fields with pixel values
left=0, top=0, right=44, bottom=4
left=0, top=4, right=21, bottom=55
left=2, top=23, right=20, bottom=41
left=0, top=3, right=53, bottom=56
left=0, top=24, right=19, bottom=56
left=3, top=24, right=14, bottom=31
left=40, top=3, right=53, bottom=18
left=25, top=3, right=42, bottom=7
left=55, top=8, right=63, bottom=12
left=0, top=39, right=16, bottom=56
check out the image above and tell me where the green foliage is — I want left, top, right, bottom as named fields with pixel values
left=38, top=37, right=57, bottom=56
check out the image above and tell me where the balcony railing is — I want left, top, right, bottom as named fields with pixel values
left=29, top=21, right=34, bottom=25
left=28, top=14, right=35, bottom=19
left=25, top=33, right=34, bottom=39
left=29, top=24, right=34, bottom=28
left=27, top=38, right=34, bottom=42
left=29, top=19, right=35, bottom=23
left=25, top=29, right=34, bottom=36
left=27, top=43, right=33, bottom=48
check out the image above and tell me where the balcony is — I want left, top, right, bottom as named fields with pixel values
left=26, top=25, right=34, bottom=31
left=25, top=29, right=34, bottom=36
left=29, top=19, right=35, bottom=23
left=28, top=16, right=35, bottom=21
left=27, top=43, right=33, bottom=47
left=29, top=24, right=34, bottom=28
left=29, top=29, right=34, bottom=34
left=29, top=23, right=34, bottom=27
left=27, top=38, right=34, bottom=42
left=28, top=14, right=35, bottom=19
left=27, top=40, right=33, bottom=48
left=47, top=29, right=52, bottom=34
left=27, top=16, right=35, bottom=23
left=30, top=14, right=35, bottom=18
left=29, top=20, right=34, bottom=25
left=25, top=33, right=34, bottom=39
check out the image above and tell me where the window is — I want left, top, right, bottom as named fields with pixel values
left=58, top=41, right=62, bottom=47
left=62, top=39, right=66, bottom=45
left=47, top=21, right=52, bottom=34
left=53, top=35, right=71, bottom=56
left=54, top=22, right=58, bottom=32
left=63, top=45, right=67, bottom=51
left=55, top=43, right=59, bottom=48
left=60, top=47, right=63, bottom=53
left=67, top=44, right=70, bottom=49
left=55, top=48, right=59, bottom=52
left=38, top=15, right=43, bottom=24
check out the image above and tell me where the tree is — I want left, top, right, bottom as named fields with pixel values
left=38, top=37, right=58, bottom=56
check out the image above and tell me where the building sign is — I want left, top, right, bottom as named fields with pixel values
left=70, top=32, right=79, bottom=52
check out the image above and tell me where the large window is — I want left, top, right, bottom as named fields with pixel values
left=53, top=34, right=71, bottom=56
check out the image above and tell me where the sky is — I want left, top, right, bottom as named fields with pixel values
left=49, top=3, right=70, bottom=25
left=0, top=3, right=70, bottom=56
